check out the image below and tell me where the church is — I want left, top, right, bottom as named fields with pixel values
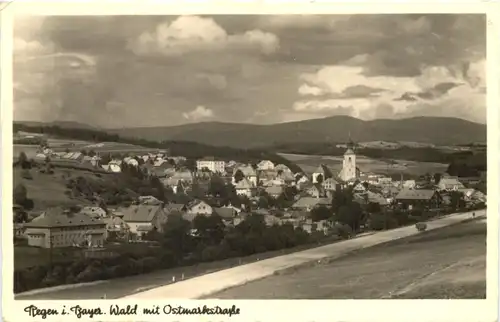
left=338, top=138, right=361, bottom=183
left=310, top=137, right=361, bottom=188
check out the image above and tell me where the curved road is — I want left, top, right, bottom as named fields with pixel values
left=209, top=220, right=486, bottom=299
left=124, top=210, right=485, bottom=299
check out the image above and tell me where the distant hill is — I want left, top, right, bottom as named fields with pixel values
left=107, top=116, right=486, bottom=148
left=12, top=122, right=303, bottom=173
left=14, top=121, right=100, bottom=131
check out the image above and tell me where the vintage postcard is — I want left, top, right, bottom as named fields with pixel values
left=1, top=1, right=499, bottom=321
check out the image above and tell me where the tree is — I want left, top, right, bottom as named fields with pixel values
left=433, top=173, right=442, bottom=184
left=331, top=186, right=353, bottom=213
left=184, top=158, right=197, bottom=172
left=14, top=184, right=28, bottom=205
left=236, top=213, right=266, bottom=235
left=366, top=202, right=381, bottom=214
left=149, top=176, right=166, bottom=202
left=450, top=191, right=466, bottom=210
left=234, top=169, right=245, bottom=183
left=316, top=174, right=324, bottom=184
left=257, top=195, right=270, bottom=209
left=160, top=213, right=194, bottom=263
left=335, top=203, right=363, bottom=232
left=208, top=175, right=226, bottom=197
left=21, top=169, right=33, bottom=180
left=14, top=208, right=28, bottom=223
left=18, top=152, right=30, bottom=169
left=193, top=214, right=225, bottom=245
left=310, top=205, right=332, bottom=222
left=189, top=181, right=204, bottom=199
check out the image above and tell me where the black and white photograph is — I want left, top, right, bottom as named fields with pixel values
left=6, top=8, right=493, bottom=310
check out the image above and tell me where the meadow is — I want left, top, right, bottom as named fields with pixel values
left=211, top=220, right=486, bottom=299
left=279, top=153, right=449, bottom=177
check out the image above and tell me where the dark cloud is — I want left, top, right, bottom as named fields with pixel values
left=395, top=82, right=462, bottom=102
left=395, top=93, right=418, bottom=102
left=342, top=85, right=385, bottom=98
left=13, top=14, right=486, bottom=127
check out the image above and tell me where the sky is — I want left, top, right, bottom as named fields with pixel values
left=13, top=14, right=486, bottom=128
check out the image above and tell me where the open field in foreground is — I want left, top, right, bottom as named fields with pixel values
left=209, top=220, right=486, bottom=299
left=279, top=153, right=449, bottom=177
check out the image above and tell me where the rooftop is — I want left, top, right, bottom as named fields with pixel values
left=395, top=189, right=437, bottom=200
left=121, top=205, right=164, bottom=222
left=24, top=208, right=105, bottom=228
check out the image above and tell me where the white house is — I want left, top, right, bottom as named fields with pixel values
left=275, top=164, right=292, bottom=174
left=185, top=200, right=213, bottom=216
left=437, top=177, right=465, bottom=191
left=108, top=162, right=122, bottom=173
left=257, top=160, right=275, bottom=170
left=296, top=174, right=310, bottom=188
left=312, top=164, right=333, bottom=184
left=353, top=182, right=367, bottom=193
left=235, top=178, right=256, bottom=197
left=232, top=165, right=258, bottom=186
left=322, top=177, right=339, bottom=191
left=403, top=180, right=416, bottom=189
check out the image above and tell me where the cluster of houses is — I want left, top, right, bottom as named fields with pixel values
left=18, top=141, right=487, bottom=249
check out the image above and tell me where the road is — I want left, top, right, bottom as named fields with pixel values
left=209, top=220, right=486, bottom=299
left=123, top=210, right=485, bottom=299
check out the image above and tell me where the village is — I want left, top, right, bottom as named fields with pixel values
left=14, top=137, right=487, bottom=254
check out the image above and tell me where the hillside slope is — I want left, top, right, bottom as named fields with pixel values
left=107, top=116, right=486, bottom=148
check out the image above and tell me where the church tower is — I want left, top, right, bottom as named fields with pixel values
left=340, top=134, right=357, bottom=182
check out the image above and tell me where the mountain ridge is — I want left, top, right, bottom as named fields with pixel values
left=105, top=116, right=486, bottom=148
left=15, top=116, right=486, bottom=148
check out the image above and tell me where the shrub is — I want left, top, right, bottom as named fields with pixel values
left=415, top=222, right=427, bottom=231
left=21, top=169, right=33, bottom=180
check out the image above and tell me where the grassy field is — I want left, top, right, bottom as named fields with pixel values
left=209, top=220, right=486, bottom=299
left=13, top=167, right=102, bottom=211
left=279, top=153, right=449, bottom=177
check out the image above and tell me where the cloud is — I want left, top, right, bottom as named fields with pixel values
left=196, top=73, right=227, bottom=90
left=129, top=16, right=279, bottom=57
left=12, top=15, right=486, bottom=127
left=182, top=105, right=214, bottom=121
left=294, top=57, right=486, bottom=122
left=258, top=15, right=347, bottom=30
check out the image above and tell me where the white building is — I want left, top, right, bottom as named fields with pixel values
left=196, top=157, right=226, bottom=173
left=339, top=142, right=360, bottom=182
left=235, top=178, right=256, bottom=197
left=257, top=160, right=275, bottom=170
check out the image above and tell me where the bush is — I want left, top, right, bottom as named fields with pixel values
left=415, top=222, right=427, bottom=231
left=333, top=223, right=352, bottom=239
left=21, top=169, right=33, bottom=180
